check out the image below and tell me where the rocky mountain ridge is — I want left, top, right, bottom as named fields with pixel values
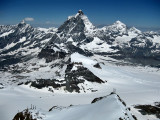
left=38, top=10, right=160, bottom=67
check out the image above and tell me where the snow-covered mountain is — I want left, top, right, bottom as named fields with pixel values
left=0, top=10, right=160, bottom=120
left=0, top=10, right=160, bottom=91
left=13, top=93, right=137, bottom=120
left=38, top=10, right=160, bottom=67
left=0, top=10, right=160, bottom=93
left=1, top=10, right=160, bottom=68
left=102, top=20, right=128, bottom=35
left=0, top=21, right=56, bottom=67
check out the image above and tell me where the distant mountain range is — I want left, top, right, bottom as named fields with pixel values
left=1, top=10, right=160, bottom=120
left=0, top=10, right=159, bottom=92
left=1, top=10, right=160, bottom=68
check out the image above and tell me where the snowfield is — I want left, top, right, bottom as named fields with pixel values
left=0, top=53, right=160, bottom=120
left=0, top=10, right=160, bottom=120
left=80, top=37, right=114, bottom=53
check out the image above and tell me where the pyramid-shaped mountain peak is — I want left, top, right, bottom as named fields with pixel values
left=18, top=20, right=27, bottom=25
left=78, top=10, right=84, bottom=15
left=21, top=20, right=25, bottom=24
left=57, top=10, right=94, bottom=34
left=17, top=20, right=27, bottom=27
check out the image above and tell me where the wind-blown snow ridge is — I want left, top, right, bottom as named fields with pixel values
left=47, top=94, right=135, bottom=120
left=12, top=94, right=136, bottom=120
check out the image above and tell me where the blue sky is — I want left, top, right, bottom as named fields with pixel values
left=0, top=0, right=160, bottom=30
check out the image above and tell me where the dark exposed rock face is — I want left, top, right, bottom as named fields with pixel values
left=0, top=83, right=4, bottom=89
left=0, top=56, right=21, bottom=67
left=30, top=79, right=65, bottom=89
left=13, top=109, right=36, bottom=120
left=91, top=96, right=104, bottom=104
left=93, top=63, right=101, bottom=69
left=24, top=61, right=104, bottom=93
left=57, top=10, right=87, bottom=37
left=78, top=10, right=84, bottom=15
left=65, top=62, right=104, bottom=92
left=66, top=44, right=93, bottom=56
left=57, top=17, right=85, bottom=35
left=38, top=48, right=67, bottom=63
left=135, top=104, right=160, bottom=119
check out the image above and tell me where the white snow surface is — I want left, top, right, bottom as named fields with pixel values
left=0, top=30, right=14, bottom=37
left=103, top=20, right=127, bottom=34
left=71, top=52, right=97, bottom=66
left=115, top=32, right=137, bottom=44
left=81, top=15, right=95, bottom=34
left=37, top=27, right=49, bottom=32
left=0, top=53, right=160, bottom=120
left=81, top=37, right=114, bottom=52
left=44, top=94, right=134, bottom=120
left=4, top=42, right=17, bottom=50
left=19, top=37, right=26, bottom=43
left=152, top=35, right=160, bottom=44
left=37, top=27, right=57, bottom=34
left=128, top=27, right=141, bottom=34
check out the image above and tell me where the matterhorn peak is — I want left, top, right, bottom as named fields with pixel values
left=74, top=10, right=85, bottom=18
left=19, top=20, right=26, bottom=25
left=78, top=10, right=84, bottom=15
left=21, top=20, right=25, bottom=24
left=17, top=19, right=32, bottom=30
left=17, top=20, right=27, bottom=27
left=60, top=10, right=95, bottom=34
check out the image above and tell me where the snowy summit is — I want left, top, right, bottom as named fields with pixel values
left=0, top=10, right=160, bottom=120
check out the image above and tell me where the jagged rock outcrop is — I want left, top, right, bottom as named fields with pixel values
left=0, top=21, right=56, bottom=67
left=37, top=10, right=160, bottom=67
